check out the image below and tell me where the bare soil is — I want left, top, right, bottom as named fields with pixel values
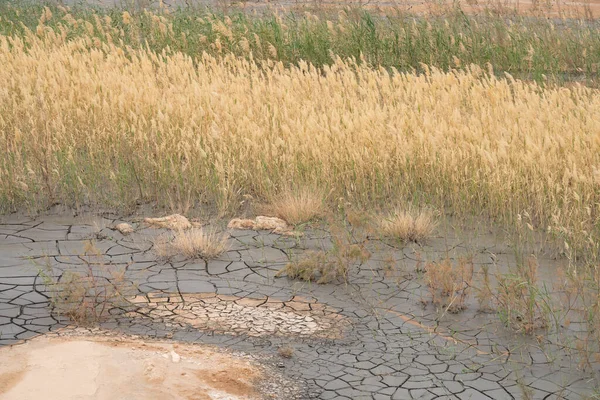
left=0, top=335, right=262, bottom=400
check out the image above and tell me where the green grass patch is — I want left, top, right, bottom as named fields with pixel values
left=1, top=1, right=599, bottom=85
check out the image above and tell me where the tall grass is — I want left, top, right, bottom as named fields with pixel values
left=1, top=3, right=600, bottom=85
left=2, top=19, right=600, bottom=261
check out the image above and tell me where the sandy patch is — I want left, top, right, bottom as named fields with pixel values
left=0, top=335, right=261, bottom=400
left=128, top=293, right=347, bottom=338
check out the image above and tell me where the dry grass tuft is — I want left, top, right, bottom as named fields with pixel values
left=379, top=208, right=437, bottom=242
left=267, top=189, right=326, bottom=226
left=424, top=256, right=474, bottom=313
left=496, top=256, right=551, bottom=334
left=40, top=241, right=136, bottom=325
left=346, top=209, right=372, bottom=231
left=277, top=346, right=294, bottom=359
left=154, top=229, right=229, bottom=259
left=276, top=251, right=332, bottom=283
left=280, top=249, right=366, bottom=284
left=276, top=219, right=371, bottom=284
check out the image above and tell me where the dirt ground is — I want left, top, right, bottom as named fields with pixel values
left=0, top=213, right=597, bottom=399
left=0, top=335, right=262, bottom=400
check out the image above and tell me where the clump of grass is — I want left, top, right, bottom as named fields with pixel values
left=345, top=208, right=372, bottom=231
left=267, top=188, right=326, bottom=226
left=475, top=265, right=494, bottom=312
left=424, top=256, right=474, bottom=313
left=277, top=246, right=369, bottom=284
left=40, top=241, right=135, bottom=325
left=154, top=229, right=229, bottom=259
left=276, top=251, right=331, bottom=282
left=557, top=264, right=600, bottom=370
left=496, top=256, right=552, bottom=334
left=379, top=208, right=437, bottom=243
left=277, top=346, right=294, bottom=358
left=276, top=219, right=371, bottom=283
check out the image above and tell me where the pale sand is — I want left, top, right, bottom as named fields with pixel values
left=0, top=335, right=261, bottom=400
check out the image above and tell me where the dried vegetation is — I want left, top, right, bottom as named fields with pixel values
left=267, top=189, right=326, bottom=226
left=277, top=219, right=371, bottom=284
left=3, top=2, right=600, bottom=373
left=379, top=208, right=437, bottom=242
left=40, top=241, right=136, bottom=325
left=1, top=15, right=599, bottom=264
left=424, top=256, right=474, bottom=313
left=153, top=228, right=230, bottom=259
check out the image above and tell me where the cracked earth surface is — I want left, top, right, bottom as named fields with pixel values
left=0, top=213, right=598, bottom=399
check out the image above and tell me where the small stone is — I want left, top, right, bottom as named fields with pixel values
left=227, top=216, right=302, bottom=236
left=114, top=223, right=134, bottom=235
left=144, top=214, right=192, bottom=230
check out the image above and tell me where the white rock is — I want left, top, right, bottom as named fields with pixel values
left=144, top=214, right=192, bottom=230
left=114, top=223, right=134, bottom=235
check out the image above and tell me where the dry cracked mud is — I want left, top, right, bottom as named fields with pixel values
left=128, top=293, right=348, bottom=338
left=0, top=212, right=599, bottom=399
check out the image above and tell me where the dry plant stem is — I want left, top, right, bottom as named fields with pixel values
left=558, top=264, right=600, bottom=370
left=475, top=264, right=494, bottom=312
left=495, top=256, right=551, bottom=334
left=40, top=241, right=135, bottom=325
left=424, top=256, right=474, bottom=313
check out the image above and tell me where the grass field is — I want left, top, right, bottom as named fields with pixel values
left=1, top=6, right=600, bottom=262
left=1, top=2, right=600, bottom=85
left=1, top=2, right=600, bottom=257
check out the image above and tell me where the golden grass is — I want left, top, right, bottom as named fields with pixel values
left=40, top=241, right=136, bottom=325
left=267, top=189, right=326, bottom=225
left=424, top=256, right=474, bottom=313
left=154, top=229, right=229, bottom=259
left=379, top=208, right=437, bottom=242
left=1, top=23, right=600, bottom=259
